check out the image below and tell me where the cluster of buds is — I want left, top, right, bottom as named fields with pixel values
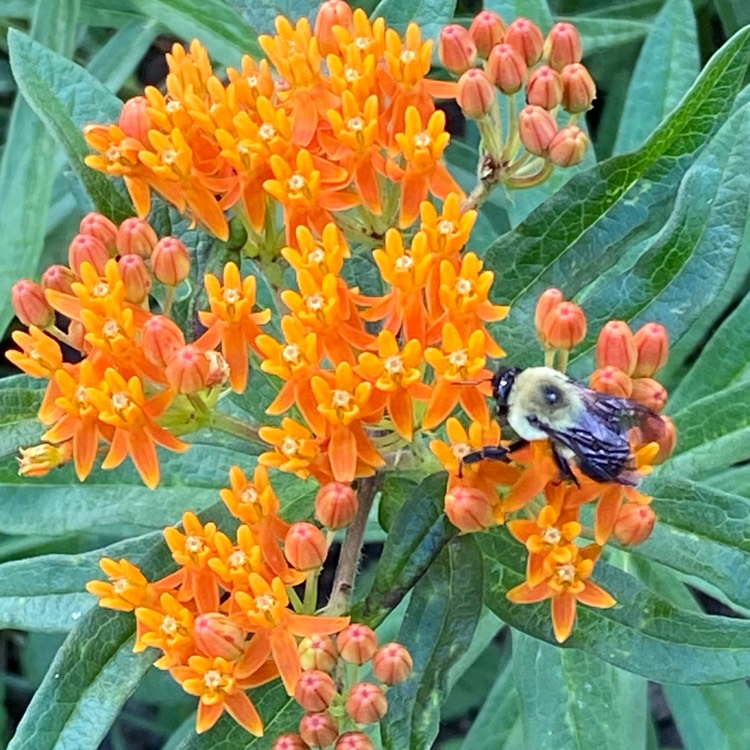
left=440, top=12, right=595, bottom=190
left=431, top=289, right=676, bottom=643
left=273, top=624, right=413, bottom=750
left=86, top=465, right=356, bottom=736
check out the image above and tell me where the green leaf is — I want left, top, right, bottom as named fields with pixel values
left=372, top=0, right=457, bottom=40
left=716, top=0, right=750, bottom=35
left=224, top=0, right=314, bottom=35
left=0, top=1, right=79, bottom=336
left=380, top=537, right=483, bottom=750
left=480, top=530, right=750, bottom=684
left=567, top=17, right=649, bottom=55
left=0, top=377, right=45, bottom=460
left=353, top=473, right=455, bottom=628
left=8, top=30, right=134, bottom=222
left=483, top=27, right=750, bottom=366
left=129, top=0, right=262, bottom=65
left=485, top=0, right=554, bottom=27
left=614, top=0, right=700, bottom=155
left=512, top=631, right=647, bottom=750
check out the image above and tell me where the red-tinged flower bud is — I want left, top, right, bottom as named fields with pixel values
left=346, top=682, right=388, bottom=725
left=632, top=323, right=669, bottom=378
left=373, top=642, right=413, bottom=685
left=118, top=254, right=152, bottom=304
left=613, top=502, right=656, bottom=546
left=42, top=265, right=76, bottom=295
left=141, top=315, right=186, bottom=367
left=205, top=350, right=230, bottom=387
left=544, top=22, right=583, bottom=71
left=457, top=69, right=496, bottom=120
left=166, top=345, right=211, bottom=394
left=561, top=63, right=596, bottom=113
left=548, top=126, right=589, bottom=167
left=284, top=522, right=328, bottom=571
left=539, top=301, right=587, bottom=350
left=504, top=18, right=544, bottom=65
left=68, top=320, right=86, bottom=351
left=652, top=416, right=677, bottom=465
left=518, top=105, right=558, bottom=156
left=152, top=236, right=191, bottom=286
left=272, top=734, right=311, bottom=750
left=337, top=624, right=378, bottom=665
left=526, top=65, right=563, bottom=110
left=68, top=234, right=109, bottom=276
left=118, top=96, right=151, bottom=144
left=630, top=377, right=668, bottom=412
left=445, top=485, right=495, bottom=532
left=590, top=366, right=633, bottom=398
left=314, top=0, right=353, bottom=56
left=298, top=634, right=339, bottom=673
left=487, top=43, right=527, bottom=94
left=194, top=613, right=246, bottom=660
left=295, top=670, right=338, bottom=712
left=116, top=217, right=158, bottom=259
left=335, top=732, right=374, bottom=750
left=597, top=321, right=637, bottom=374
left=79, top=212, right=118, bottom=256
left=439, top=24, right=477, bottom=75
left=12, top=280, right=54, bottom=328
left=469, top=11, right=505, bottom=59
left=315, top=482, right=358, bottom=530
left=299, top=712, right=339, bottom=749
left=535, top=288, right=565, bottom=339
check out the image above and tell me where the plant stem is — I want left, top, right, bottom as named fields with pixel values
left=162, top=286, right=176, bottom=317
left=327, top=474, right=380, bottom=615
left=210, top=410, right=264, bottom=445
left=303, top=568, right=320, bottom=612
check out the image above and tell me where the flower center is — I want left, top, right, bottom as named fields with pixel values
left=557, top=563, right=576, bottom=583
left=401, top=49, right=417, bottom=63
left=347, top=116, right=365, bottom=131
left=332, top=389, right=353, bottom=408
left=283, top=344, right=301, bottom=363
left=542, top=528, right=562, bottom=545
left=112, top=392, right=130, bottom=410
left=161, top=615, right=178, bottom=635
left=355, top=36, right=370, bottom=50
left=204, top=670, right=223, bottom=689
left=112, top=578, right=129, bottom=594
left=345, top=67, right=360, bottom=82
left=247, top=75, right=258, bottom=88
left=439, top=219, right=456, bottom=235
left=223, top=288, right=241, bottom=304
left=185, top=535, right=204, bottom=553
left=449, top=349, right=468, bottom=368
left=452, top=442, right=471, bottom=459
left=93, top=282, right=110, bottom=297
left=240, top=485, right=260, bottom=504
left=456, top=278, right=473, bottom=296
left=414, top=131, right=432, bottom=149
left=162, top=149, right=178, bottom=165
left=166, top=100, right=182, bottom=114
left=103, top=319, right=120, bottom=339
left=395, top=255, right=414, bottom=271
left=309, top=248, right=326, bottom=265
left=229, top=550, right=247, bottom=568
left=288, top=174, right=306, bottom=192
left=258, top=123, right=276, bottom=140
left=75, top=386, right=88, bottom=407
left=306, top=293, right=325, bottom=311
left=384, top=355, right=404, bottom=374
left=255, top=594, right=276, bottom=612
left=281, top=437, right=300, bottom=456
left=105, top=146, right=120, bottom=162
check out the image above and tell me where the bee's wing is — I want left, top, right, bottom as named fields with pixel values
left=579, top=387, right=663, bottom=436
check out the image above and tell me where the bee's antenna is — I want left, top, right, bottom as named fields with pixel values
left=451, top=377, right=493, bottom=387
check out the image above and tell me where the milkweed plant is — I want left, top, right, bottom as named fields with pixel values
left=1, top=0, right=750, bottom=748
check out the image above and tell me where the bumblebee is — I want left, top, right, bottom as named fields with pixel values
left=462, top=366, right=663, bottom=486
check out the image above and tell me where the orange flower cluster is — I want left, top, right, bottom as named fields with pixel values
left=83, top=2, right=465, bottom=244
left=432, top=289, right=676, bottom=642
left=87, top=464, right=350, bottom=736
left=6, top=213, right=276, bottom=488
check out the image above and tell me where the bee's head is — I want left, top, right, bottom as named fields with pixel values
left=491, top=367, right=521, bottom=406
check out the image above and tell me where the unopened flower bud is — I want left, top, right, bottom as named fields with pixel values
left=299, top=712, right=338, bottom=749
left=152, top=236, right=190, bottom=286
left=295, top=670, right=338, bottom=712
left=487, top=43, right=527, bottom=94
left=42, top=265, right=76, bottom=295
left=535, top=288, right=565, bottom=338
left=561, top=63, right=596, bottom=113
left=18, top=441, right=73, bottom=477
left=141, top=315, right=186, bottom=367
left=526, top=65, right=563, bottom=110
left=337, top=624, right=378, bottom=665
left=373, top=642, right=413, bottom=685
left=597, top=321, right=637, bottom=375
left=518, top=105, right=558, bottom=156
left=504, top=18, right=544, bottom=65
left=548, top=126, right=589, bottom=167
left=632, top=323, right=669, bottom=377
left=630, top=377, right=668, bottom=412
left=166, top=345, right=211, bottom=393
left=444, top=485, right=495, bottom=532
left=652, top=415, right=677, bottom=464
left=336, top=732, right=374, bottom=750
left=457, top=69, right=496, bottom=120
left=469, top=10, right=505, bottom=58
left=544, top=22, right=583, bottom=71
left=284, top=522, right=328, bottom=571
left=118, top=254, right=152, bottom=304
left=539, top=301, right=586, bottom=350
left=118, top=96, right=151, bottom=143
left=346, top=682, right=388, bottom=725
left=298, top=634, right=339, bottom=673
left=116, top=217, right=158, bottom=258
left=12, top=280, right=54, bottom=328
left=315, top=482, right=358, bottom=530
left=439, top=24, right=477, bottom=75
left=68, top=234, right=109, bottom=276
left=314, top=0, right=354, bottom=56
left=272, top=734, right=310, bottom=750
left=614, top=503, right=656, bottom=546
left=79, top=212, right=118, bottom=256
left=590, top=366, right=633, bottom=398
left=194, top=613, right=246, bottom=660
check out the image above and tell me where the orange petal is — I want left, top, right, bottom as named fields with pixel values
left=388, top=388, right=413, bottom=441
left=355, top=157, right=382, bottom=214
left=127, top=429, right=160, bottom=489
left=422, top=379, right=458, bottom=431
left=102, top=429, right=129, bottom=470
left=577, top=580, right=617, bottom=609
left=399, top=172, right=429, bottom=228
left=269, top=628, right=301, bottom=695
left=594, top=486, right=624, bottom=545
left=196, top=699, right=224, bottom=734
left=235, top=632, right=272, bottom=679
left=225, top=692, right=264, bottom=737
left=224, top=324, right=249, bottom=392
left=286, top=612, right=350, bottom=636
left=329, top=425, right=357, bottom=483
left=507, top=581, right=552, bottom=604
left=73, top=421, right=99, bottom=481
left=551, top=593, right=577, bottom=643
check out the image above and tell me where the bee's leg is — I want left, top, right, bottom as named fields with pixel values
left=460, top=446, right=511, bottom=477
left=506, top=439, right=528, bottom=454
left=551, top=446, right=580, bottom=488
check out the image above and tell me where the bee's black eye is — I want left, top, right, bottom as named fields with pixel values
left=543, top=385, right=561, bottom=405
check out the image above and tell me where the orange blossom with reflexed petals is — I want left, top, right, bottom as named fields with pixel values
left=258, top=417, right=331, bottom=483
left=86, top=557, right=158, bottom=612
